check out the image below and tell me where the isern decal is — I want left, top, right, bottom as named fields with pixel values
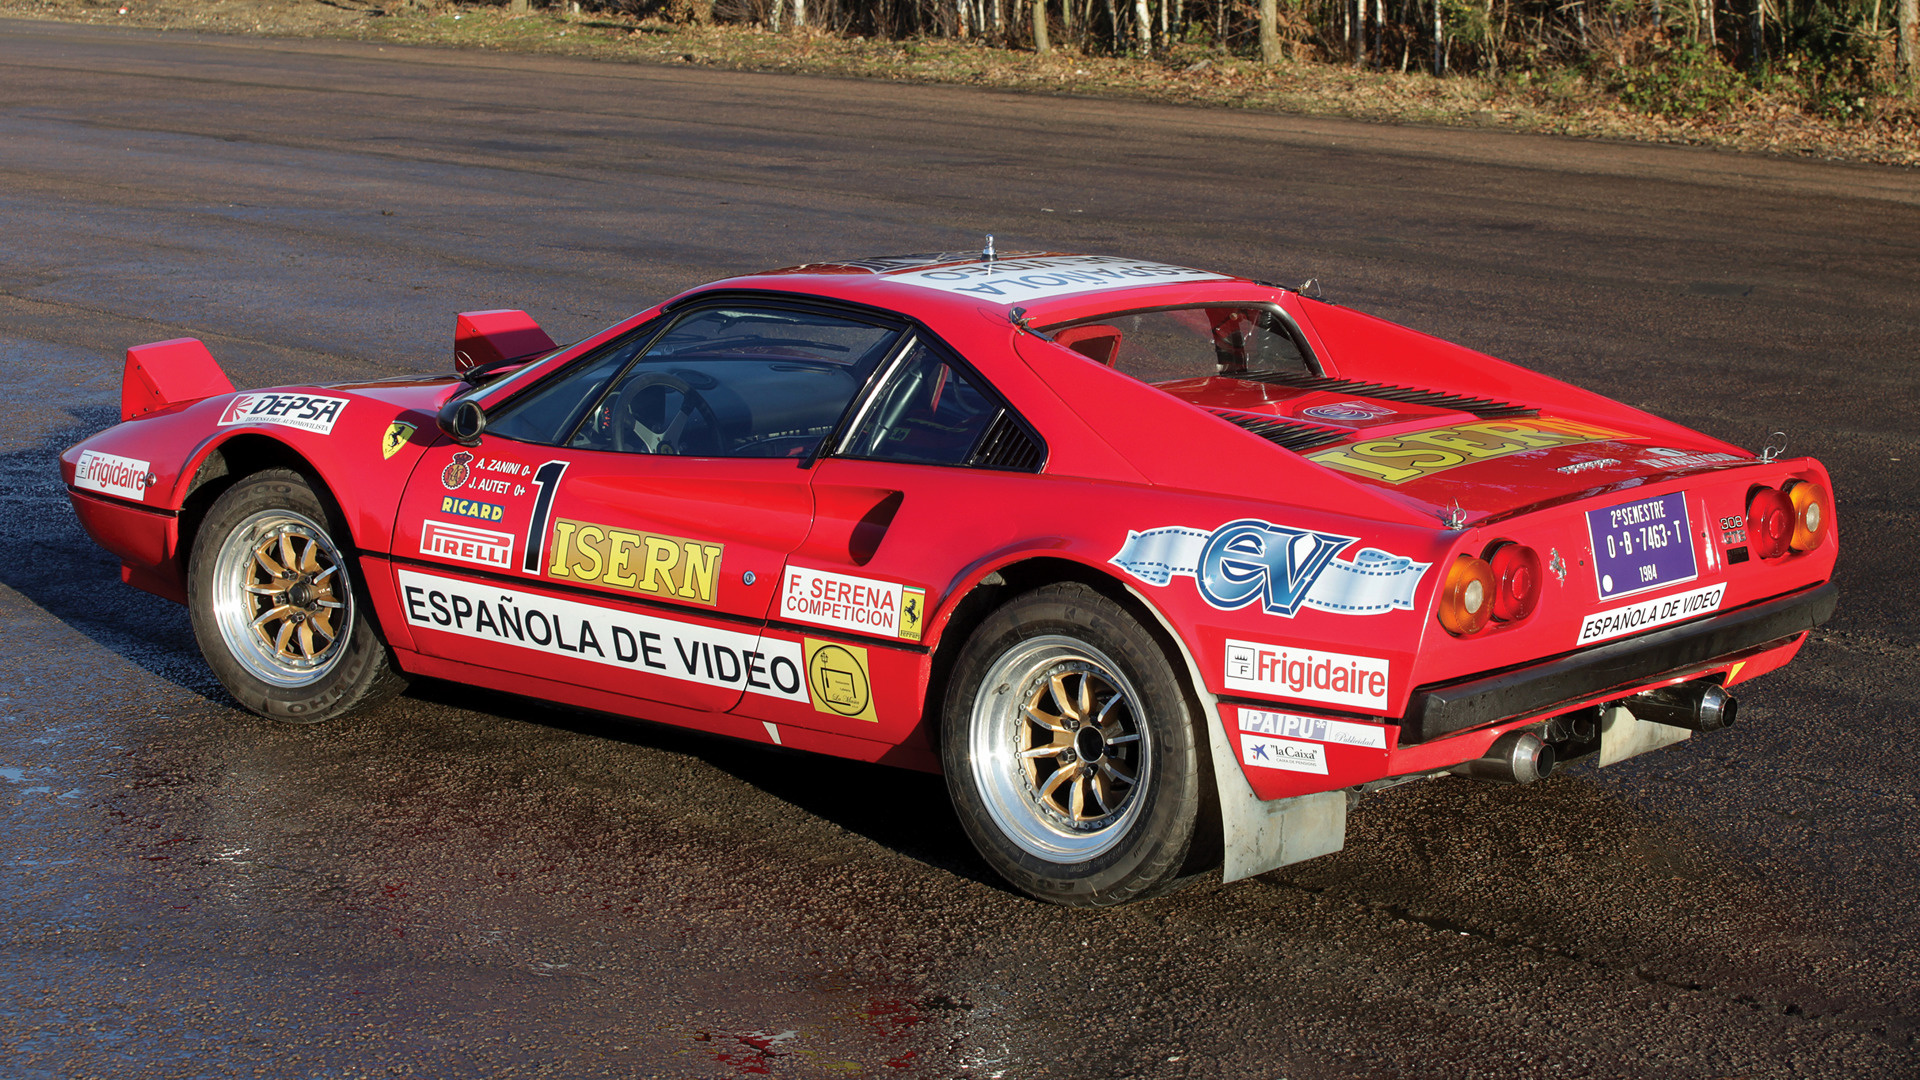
left=547, top=518, right=723, bottom=606
left=1307, top=418, right=1634, bottom=484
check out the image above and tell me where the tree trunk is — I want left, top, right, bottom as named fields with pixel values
left=1749, top=0, right=1764, bottom=71
left=1133, top=0, right=1154, bottom=52
left=1352, top=0, right=1366, bottom=67
left=1034, top=0, right=1051, bottom=50
left=509, top=0, right=528, bottom=12
left=1258, top=0, right=1279, bottom=61
left=1900, top=0, right=1919, bottom=95
left=1432, top=0, right=1445, bottom=74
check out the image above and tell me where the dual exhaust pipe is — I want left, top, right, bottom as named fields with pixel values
left=1451, top=682, right=1736, bottom=785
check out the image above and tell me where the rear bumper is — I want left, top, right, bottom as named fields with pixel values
left=1403, top=581, right=1838, bottom=744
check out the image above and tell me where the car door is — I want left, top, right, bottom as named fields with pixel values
left=392, top=299, right=907, bottom=716
left=732, top=333, right=1048, bottom=748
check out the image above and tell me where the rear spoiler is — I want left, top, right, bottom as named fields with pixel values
left=122, top=338, right=235, bottom=422
left=454, top=309, right=556, bottom=374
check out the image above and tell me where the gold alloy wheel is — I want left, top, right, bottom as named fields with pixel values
left=967, top=635, right=1152, bottom=863
left=210, top=510, right=354, bottom=687
left=1017, top=668, right=1142, bottom=825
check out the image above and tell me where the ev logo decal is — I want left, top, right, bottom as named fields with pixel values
left=1111, top=519, right=1429, bottom=618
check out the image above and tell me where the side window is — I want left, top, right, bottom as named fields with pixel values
left=841, top=340, right=1001, bottom=466
left=484, top=322, right=658, bottom=446
left=568, top=306, right=902, bottom=458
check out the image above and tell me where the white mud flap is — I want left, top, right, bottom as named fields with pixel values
left=1125, top=585, right=1349, bottom=884
left=1598, top=703, right=1689, bottom=767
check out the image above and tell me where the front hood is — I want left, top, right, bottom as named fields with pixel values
left=1163, top=374, right=1753, bottom=524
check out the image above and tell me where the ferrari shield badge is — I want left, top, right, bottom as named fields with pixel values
left=381, top=421, right=416, bottom=460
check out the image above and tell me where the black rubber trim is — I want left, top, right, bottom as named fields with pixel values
left=1403, top=580, right=1838, bottom=744
left=68, top=485, right=180, bottom=517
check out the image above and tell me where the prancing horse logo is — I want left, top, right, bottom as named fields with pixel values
left=381, top=421, right=416, bottom=460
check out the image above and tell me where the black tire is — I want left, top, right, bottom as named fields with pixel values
left=187, top=468, right=406, bottom=723
left=942, top=583, right=1203, bottom=907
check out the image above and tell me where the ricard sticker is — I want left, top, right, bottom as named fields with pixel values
left=1576, top=582, right=1726, bottom=646
left=1240, top=735, right=1330, bottom=774
left=781, top=566, right=926, bottom=641
left=885, top=254, right=1228, bottom=304
left=217, top=392, right=348, bottom=435
left=73, top=450, right=152, bottom=501
left=1237, top=707, right=1389, bottom=749
left=1223, top=640, right=1390, bottom=711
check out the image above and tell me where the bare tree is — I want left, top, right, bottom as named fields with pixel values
left=1902, top=0, right=1919, bottom=94
left=1034, top=0, right=1051, bottom=50
left=1259, top=0, right=1280, bottom=61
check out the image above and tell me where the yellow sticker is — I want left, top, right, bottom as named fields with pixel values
left=898, top=587, right=926, bottom=642
left=1308, top=418, right=1636, bottom=485
left=804, top=638, right=877, bottom=723
left=546, top=518, right=722, bottom=606
left=381, top=421, right=417, bottom=460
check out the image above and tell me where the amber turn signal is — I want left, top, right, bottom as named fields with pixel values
left=1487, top=542, right=1542, bottom=622
left=1747, top=486, right=1794, bottom=560
left=1784, top=478, right=1830, bottom=553
left=1438, top=555, right=1495, bottom=636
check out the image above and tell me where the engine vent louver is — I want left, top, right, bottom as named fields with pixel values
left=972, top=412, right=1046, bottom=472
left=1210, top=412, right=1353, bottom=453
left=1237, top=370, right=1538, bottom=420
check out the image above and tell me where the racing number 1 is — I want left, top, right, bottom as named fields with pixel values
left=521, top=460, right=569, bottom=574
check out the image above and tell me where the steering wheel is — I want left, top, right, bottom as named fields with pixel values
left=610, top=372, right=719, bottom=455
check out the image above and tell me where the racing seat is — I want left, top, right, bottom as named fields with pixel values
left=1052, top=324, right=1122, bottom=366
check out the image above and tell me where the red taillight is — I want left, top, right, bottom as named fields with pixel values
left=1748, top=486, right=1794, bottom=560
left=1785, top=478, right=1831, bottom=553
left=1487, top=542, right=1542, bottom=622
left=1438, top=555, right=1495, bottom=636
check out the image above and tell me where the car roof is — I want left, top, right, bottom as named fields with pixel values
left=670, top=251, right=1274, bottom=325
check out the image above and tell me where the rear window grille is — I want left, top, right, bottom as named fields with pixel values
left=1237, top=370, right=1537, bottom=420
left=971, top=412, right=1046, bottom=472
left=1210, top=411, right=1352, bottom=453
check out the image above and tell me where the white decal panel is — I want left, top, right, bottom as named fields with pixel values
left=1223, top=640, right=1390, bottom=711
left=885, top=255, right=1228, bottom=304
left=396, top=569, right=806, bottom=702
left=1240, top=735, right=1330, bottom=774
left=217, top=392, right=348, bottom=435
left=73, top=450, right=151, bottom=501
left=1112, top=520, right=1428, bottom=618
left=420, top=520, right=514, bottom=570
left=1237, top=707, right=1390, bottom=750
left=1576, top=582, right=1727, bottom=646
left=780, top=566, right=925, bottom=641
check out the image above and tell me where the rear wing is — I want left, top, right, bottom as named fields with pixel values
left=122, top=338, right=234, bottom=422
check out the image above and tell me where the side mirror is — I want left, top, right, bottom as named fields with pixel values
left=437, top=397, right=487, bottom=447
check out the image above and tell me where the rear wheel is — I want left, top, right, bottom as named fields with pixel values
left=943, top=583, right=1203, bottom=906
left=188, top=469, right=405, bottom=723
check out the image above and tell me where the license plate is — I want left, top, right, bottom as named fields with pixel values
left=1585, top=492, right=1699, bottom=601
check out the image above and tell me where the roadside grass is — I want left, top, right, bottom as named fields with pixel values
left=8, top=0, right=1917, bottom=166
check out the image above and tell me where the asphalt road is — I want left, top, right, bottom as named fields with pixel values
left=3, top=17, right=1918, bottom=1079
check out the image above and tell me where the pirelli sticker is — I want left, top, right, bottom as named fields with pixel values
left=546, top=518, right=723, bottom=606
left=1307, top=418, right=1636, bottom=485
left=781, top=566, right=925, bottom=642
left=804, top=638, right=876, bottom=722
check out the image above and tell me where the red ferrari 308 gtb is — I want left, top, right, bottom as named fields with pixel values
left=63, top=250, right=1837, bottom=906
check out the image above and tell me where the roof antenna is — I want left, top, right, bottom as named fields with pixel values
left=982, top=234, right=996, bottom=263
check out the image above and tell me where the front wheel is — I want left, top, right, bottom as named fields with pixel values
left=188, top=469, right=406, bottom=723
left=942, top=583, right=1204, bottom=906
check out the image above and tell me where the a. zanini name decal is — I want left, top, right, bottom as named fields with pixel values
left=1576, top=582, right=1726, bottom=646
left=73, top=450, right=151, bottom=501
left=420, top=520, right=513, bottom=570
left=395, top=569, right=805, bottom=702
left=217, top=392, right=348, bottom=435
left=781, top=566, right=925, bottom=641
left=1240, top=735, right=1329, bottom=775
left=1112, top=519, right=1428, bottom=618
left=1224, top=640, right=1390, bottom=710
